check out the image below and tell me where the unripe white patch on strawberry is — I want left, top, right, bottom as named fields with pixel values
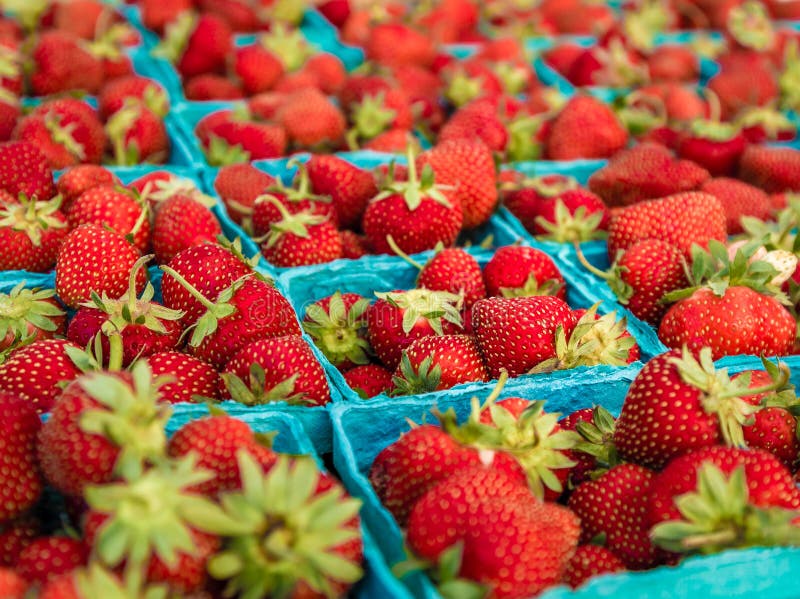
left=763, top=250, right=797, bottom=287
left=725, top=240, right=767, bottom=263
left=478, top=449, right=497, bottom=466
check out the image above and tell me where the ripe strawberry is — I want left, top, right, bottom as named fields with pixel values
left=0, top=339, right=82, bottom=413
left=146, top=351, right=220, bottom=404
left=413, top=247, right=487, bottom=309
left=339, top=230, right=369, bottom=258
left=129, top=171, right=211, bottom=213
left=306, top=154, right=377, bottom=229
left=168, top=414, right=277, bottom=496
left=648, top=44, right=699, bottom=82
left=140, top=0, right=192, bottom=33
left=221, top=335, right=331, bottom=406
left=700, top=177, right=771, bottom=234
left=568, top=463, right=662, bottom=569
left=105, top=102, right=169, bottom=166
left=546, top=95, right=628, bottom=160
left=0, top=141, right=56, bottom=201
left=214, top=163, right=276, bottom=227
left=0, top=568, right=27, bottom=598
left=250, top=168, right=335, bottom=232
left=363, top=153, right=462, bottom=256
left=56, top=165, right=118, bottom=212
left=15, top=537, right=88, bottom=585
left=301, top=53, right=346, bottom=94
left=152, top=195, right=222, bottom=264
left=29, top=31, right=103, bottom=96
left=562, top=545, right=626, bottom=588
left=0, top=96, right=20, bottom=142
left=203, top=118, right=287, bottom=164
left=472, top=295, right=577, bottom=378
left=28, top=101, right=104, bottom=166
left=392, top=334, right=488, bottom=394
left=438, top=99, right=508, bottom=153
left=37, top=363, right=171, bottom=497
left=369, top=424, right=482, bottom=525
left=67, top=184, right=149, bottom=252
left=483, top=245, right=566, bottom=299
left=160, top=13, right=232, bottom=79
left=676, top=121, right=748, bottom=177
left=303, top=292, right=371, bottom=371
left=256, top=201, right=343, bottom=268
left=0, top=515, right=40, bottom=566
left=0, top=392, right=42, bottom=523
left=275, top=88, right=346, bottom=148
left=365, top=23, right=436, bottom=67
left=343, top=364, right=393, bottom=398
left=185, top=74, right=243, bottom=100
left=607, top=191, right=727, bottom=259
left=234, top=44, right=283, bottom=96
left=739, top=145, right=800, bottom=193
left=98, top=75, right=169, bottom=120
left=0, top=194, right=68, bottom=272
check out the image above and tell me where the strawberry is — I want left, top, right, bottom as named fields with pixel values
left=343, top=364, right=393, bottom=398
left=15, top=537, right=87, bottom=585
left=105, top=102, right=169, bottom=166
left=146, top=351, right=221, bottom=404
left=66, top=257, right=183, bottom=368
left=0, top=339, right=81, bottom=413
left=369, top=424, right=482, bottom=525
left=129, top=171, right=211, bottom=213
left=416, top=139, right=497, bottom=229
left=412, top=247, right=487, bottom=309
left=0, top=95, right=19, bottom=143
left=29, top=31, right=103, bottom=96
left=607, top=191, right=727, bottom=260
left=303, top=291, right=371, bottom=371
left=158, top=12, right=232, bottom=79
left=250, top=166, right=335, bottom=232
left=0, top=516, right=40, bottom=566
left=140, top=0, right=192, bottom=33
left=739, top=145, right=800, bottom=193
left=676, top=121, right=748, bottom=177
left=546, top=95, right=628, bottom=160
left=221, top=335, right=331, bottom=406
left=37, top=362, right=171, bottom=497
left=0, top=285, right=65, bottom=352
left=568, top=464, right=662, bottom=570
left=0, top=392, right=42, bottom=523
left=0, top=141, right=56, bottom=201
left=700, top=177, right=772, bottom=234
left=214, top=163, right=276, bottom=227
left=392, top=334, right=489, bottom=394
left=185, top=74, right=243, bottom=100
left=275, top=88, right=346, bottom=149
left=66, top=184, right=149, bottom=252
left=306, top=154, right=377, bottom=230
left=647, top=44, right=699, bottom=82
left=234, top=44, right=283, bottom=96
left=562, top=545, right=626, bottom=588
left=438, top=99, right=508, bottom=153
left=363, top=150, right=462, bottom=255
left=301, top=53, right=347, bottom=94
left=203, top=117, right=287, bottom=165
left=56, top=165, right=118, bottom=212
left=560, top=405, right=619, bottom=488
left=0, top=568, right=27, bottom=598
left=482, top=245, right=566, bottom=299
left=0, top=194, right=68, bottom=272
left=366, top=288, right=463, bottom=369
left=365, top=23, right=436, bottom=67
left=168, top=413, right=277, bottom=496
left=472, top=295, right=577, bottom=378
left=613, top=347, right=792, bottom=469
left=98, top=75, right=169, bottom=120
left=151, top=195, right=222, bottom=264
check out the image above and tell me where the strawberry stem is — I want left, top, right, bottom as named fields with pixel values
left=385, top=234, right=423, bottom=270
left=573, top=241, right=612, bottom=280
left=159, top=266, right=218, bottom=312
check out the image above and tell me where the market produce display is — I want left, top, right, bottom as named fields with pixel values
left=3, top=0, right=800, bottom=597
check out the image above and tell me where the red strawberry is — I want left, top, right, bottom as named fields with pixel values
left=29, top=31, right=103, bottom=96
left=151, top=195, right=222, bottom=264
left=0, top=96, right=20, bottom=142
left=203, top=118, right=287, bottom=164
left=483, top=245, right=566, bottom=298
left=306, top=154, right=378, bottom=230
left=648, top=44, right=699, bottom=82
left=15, top=537, right=87, bottom=585
left=140, top=0, right=192, bottom=33
left=739, top=145, right=800, bottom=193
left=234, top=44, right=283, bottom=96
left=146, top=351, right=220, bottom=404
left=302, top=292, right=371, bottom=371
left=343, top=364, right=393, bottom=398
left=0, top=194, right=68, bottom=272
left=98, top=75, right=169, bottom=120
left=56, top=165, right=119, bottom=212
left=0, top=516, right=40, bottom=566
left=301, top=53, right=346, bottom=94
left=0, top=339, right=81, bottom=413
left=0, top=141, right=56, bottom=201
left=0, top=393, right=42, bottom=523
left=438, top=99, right=508, bottom=153
left=562, top=545, right=626, bottom=588
left=676, top=121, right=748, bottom=177
left=472, top=295, right=577, bottom=378
left=392, top=334, right=488, bottom=394
left=546, top=95, right=628, bottom=160
left=105, top=103, right=169, bottom=166
left=0, top=568, right=27, bottom=598
left=66, top=185, right=149, bottom=252
left=700, top=177, right=771, bottom=234
left=160, top=13, right=232, bottom=79
left=214, top=163, right=276, bottom=227
left=37, top=363, right=171, bottom=497
left=275, top=88, right=346, bottom=148
left=568, top=463, right=662, bottom=569
left=607, top=191, right=727, bottom=259
left=414, top=247, right=487, bottom=309
left=185, top=74, right=243, bottom=100
left=364, top=23, right=436, bottom=68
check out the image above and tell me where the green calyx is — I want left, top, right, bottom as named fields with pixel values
left=373, top=146, right=453, bottom=212
left=392, top=353, right=442, bottom=396
left=572, top=405, right=620, bottom=480
left=375, top=288, right=463, bottom=335
left=688, top=118, right=741, bottom=142
left=303, top=291, right=371, bottom=368
left=260, top=23, right=312, bottom=72
left=0, top=44, right=21, bottom=80
left=668, top=346, right=790, bottom=448
left=160, top=265, right=250, bottom=347
left=77, top=360, right=173, bottom=480
left=137, top=175, right=215, bottom=209
left=506, top=114, right=548, bottom=162
left=218, top=235, right=270, bottom=277
left=441, top=372, right=579, bottom=499
left=0, top=193, right=66, bottom=246
left=529, top=303, right=636, bottom=373
left=206, top=135, right=251, bottom=167
left=494, top=62, right=529, bottom=96
left=86, top=453, right=247, bottom=591
left=689, top=34, right=726, bottom=59
left=254, top=195, right=328, bottom=248
left=615, top=92, right=668, bottom=136
left=727, top=0, right=775, bottom=51
left=741, top=197, right=800, bottom=254
left=444, top=68, right=483, bottom=107
left=499, top=273, right=564, bottom=298
left=574, top=243, right=635, bottom=303
left=781, top=39, right=800, bottom=111
left=525, top=176, right=578, bottom=198
left=82, top=255, right=183, bottom=340
left=350, top=92, right=396, bottom=140
left=534, top=199, right=607, bottom=243
left=0, top=283, right=63, bottom=342
left=662, top=240, right=791, bottom=305
left=651, top=463, right=800, bottom=554
left=0, top=0, right=48, bottom=31
left=208, top=452, right=364, bottom=598
left=593, top=38, right=650, bottom=87
left=735, top=106, right=794, bottom=140
left=74, top=562, right=170, bottom=599
left=222, top=363, right=309, bottom=407
left=622, top=0, right=671, bottom=51
left=106, top=100, right=142, bottom=167
left=152, top=11, right=196, bottom=63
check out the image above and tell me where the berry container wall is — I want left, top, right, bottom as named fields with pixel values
left=329, top=354, right=800, bottom=599
left=165, top=407, right=409, bottom=599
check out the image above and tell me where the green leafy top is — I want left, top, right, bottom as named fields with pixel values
left=253, top=195, right=329, bottom=248
left=302, top=291, right=371, bottom=368
left=0, top=193, right=66, bottom=245
left=572, top=405, right=620, bottom=480
left=137, top=175, right=214, bottom=209
left=349, top=91, right=397, bottom=141
left=534, top=198, right=607, bottom=243
left=727, top=0, right=775, bottom=51
left=152, top=11, right=196, bottom=63
left=622, top=0, right=672, bottom=51
left=260, top=22, right=313, bottom=72
left=373, top=146, right=453, bottom=212
left=0, top=283, right=63, bottom=345
left=73, top=562, right=170, bottom=599
left=374, top=288, right=463, bottom=335
left=222, top=363, right=310, bottom=407
left=206, top=135, right=251, bottom=167
left=392, top=353, right=442, bottom=396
